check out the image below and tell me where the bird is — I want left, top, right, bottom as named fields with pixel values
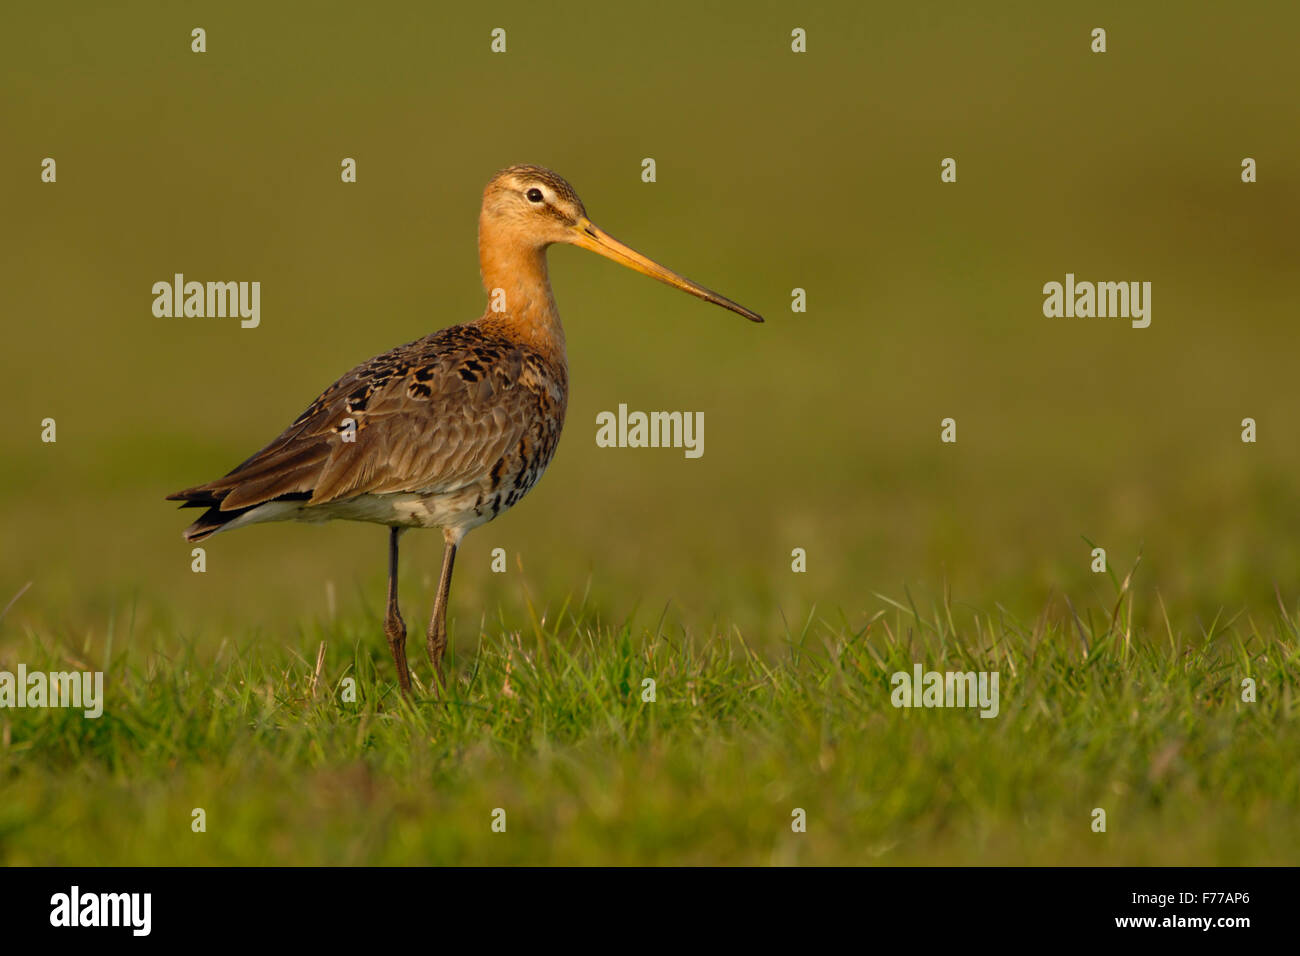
left=167, top=164, right=763, bottom=696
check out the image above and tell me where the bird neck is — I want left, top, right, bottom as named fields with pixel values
left=477, top=228, right=566, bottom=362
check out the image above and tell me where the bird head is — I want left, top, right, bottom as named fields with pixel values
left=480, top=164, right=763, bottom=323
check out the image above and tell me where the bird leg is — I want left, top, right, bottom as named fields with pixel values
left=426, top=532, right=460, bottom=691
left=383, top=527, right=413, bottom=696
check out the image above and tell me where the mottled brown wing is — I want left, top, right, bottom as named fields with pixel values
left=170, top=326, right=535, bottom=513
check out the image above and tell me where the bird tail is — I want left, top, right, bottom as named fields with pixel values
left=167, top=485, right=310, bottom=542
left=165, top=486, right=242, bottom=542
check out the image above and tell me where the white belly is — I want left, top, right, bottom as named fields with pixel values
left=216, top=488, right=494, bottom=536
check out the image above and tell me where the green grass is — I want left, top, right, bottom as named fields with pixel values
left=3, top=570, right=1297, bottom=865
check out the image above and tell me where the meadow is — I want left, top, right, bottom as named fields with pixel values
left=1, top=1, right=1298, bottom=864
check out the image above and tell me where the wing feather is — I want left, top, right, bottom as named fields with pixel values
left=168, top=324, right=550, bottom=520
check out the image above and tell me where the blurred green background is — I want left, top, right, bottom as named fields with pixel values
left=3, top=0, right=1298, bottom=654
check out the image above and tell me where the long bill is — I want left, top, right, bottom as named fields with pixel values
left=570, top=217, right=764, bottom=323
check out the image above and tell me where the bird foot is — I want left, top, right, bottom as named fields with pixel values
left=425, top=629, right=447, bottom=694
left=384, top=611, right=413, bottom=696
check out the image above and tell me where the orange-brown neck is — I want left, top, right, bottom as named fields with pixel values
left=477, top=220, right=566, bottom=363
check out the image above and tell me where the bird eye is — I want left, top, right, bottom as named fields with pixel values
left=526, top=188, right=544, bottom=203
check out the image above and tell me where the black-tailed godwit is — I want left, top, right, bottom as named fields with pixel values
left=168, top=165, right=762, bottom=695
